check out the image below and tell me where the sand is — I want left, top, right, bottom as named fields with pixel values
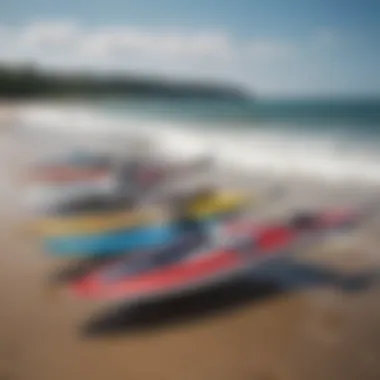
left=1, top=104, right=380, bottom=380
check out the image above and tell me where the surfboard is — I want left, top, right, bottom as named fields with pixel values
left=69, top=223, right=297, bottom=301
left=43, top=221, right=179, bottom=257
left=40, top=212, right=243, bottom=257
left=25, top=177, right=119, bottom=213
left=69, top=207, right=365, bottom=301
left=30, top=190, right=252, bottom=237
left=26, top=157, right=212, bottom=215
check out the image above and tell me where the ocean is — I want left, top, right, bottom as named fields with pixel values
left=19, top=97, right=380, bottom=184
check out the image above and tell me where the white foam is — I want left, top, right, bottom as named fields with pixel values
left=17, top=102, right=380, bottom=185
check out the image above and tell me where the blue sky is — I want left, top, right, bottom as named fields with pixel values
left=2, top=0, right=379, bottom=96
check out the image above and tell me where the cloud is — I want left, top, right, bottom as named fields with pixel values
left=0, top=21, right=236, bottom=66
left=18, top=21, right=79, bottom=48
left=83, top=28, right=233, bottom=62
left=0, top=20, right=299, bottom=66
left=0, top=20, right=339, bottom=92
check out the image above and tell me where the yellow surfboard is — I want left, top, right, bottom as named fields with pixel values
left=186, top=190, right=251, bottom=217
left=29, top=190, right=253, bottom=238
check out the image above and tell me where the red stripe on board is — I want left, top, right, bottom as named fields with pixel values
left=255, top=226, right=297, bottom=251
left=112, top=250, right=239, bottom=297
left=73, top=250, right=240, bottom=298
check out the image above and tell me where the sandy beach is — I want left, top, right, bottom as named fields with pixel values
left=1, top=103, right=380, bottom=380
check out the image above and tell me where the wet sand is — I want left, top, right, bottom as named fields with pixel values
left=1, top=107, right=380, bottom=380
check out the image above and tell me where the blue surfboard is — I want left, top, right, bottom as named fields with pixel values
left=43, top=217, right=219, bottom=257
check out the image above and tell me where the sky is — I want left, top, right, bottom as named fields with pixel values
left=1, top=0, right=379, bottom=96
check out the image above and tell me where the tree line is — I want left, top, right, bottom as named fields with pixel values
left=0, top=64, right=248, bottom=100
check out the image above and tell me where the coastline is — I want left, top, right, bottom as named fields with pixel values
left=1, top=102, right=380, bottom=380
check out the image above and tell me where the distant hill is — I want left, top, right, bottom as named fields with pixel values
left=0, top=64, right=250, bottom=100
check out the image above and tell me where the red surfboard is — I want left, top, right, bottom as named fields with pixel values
left=69, top=223, right=306, bottom=301
left=70, top=207, right=364, bottom=303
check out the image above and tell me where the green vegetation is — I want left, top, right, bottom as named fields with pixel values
left=0, top=64, right=248, bottom=100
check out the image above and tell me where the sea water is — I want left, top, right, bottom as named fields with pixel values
left=18, top=97, right=380, bottom=185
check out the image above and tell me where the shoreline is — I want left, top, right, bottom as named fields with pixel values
left=5, top=100, right=380, bottom=186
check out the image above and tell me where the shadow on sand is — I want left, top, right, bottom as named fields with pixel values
left=81, top=257, right=380, bottom=338
left=81, top=278, right=281, bottom=338
left=48, top=256, right=119, bottom=285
